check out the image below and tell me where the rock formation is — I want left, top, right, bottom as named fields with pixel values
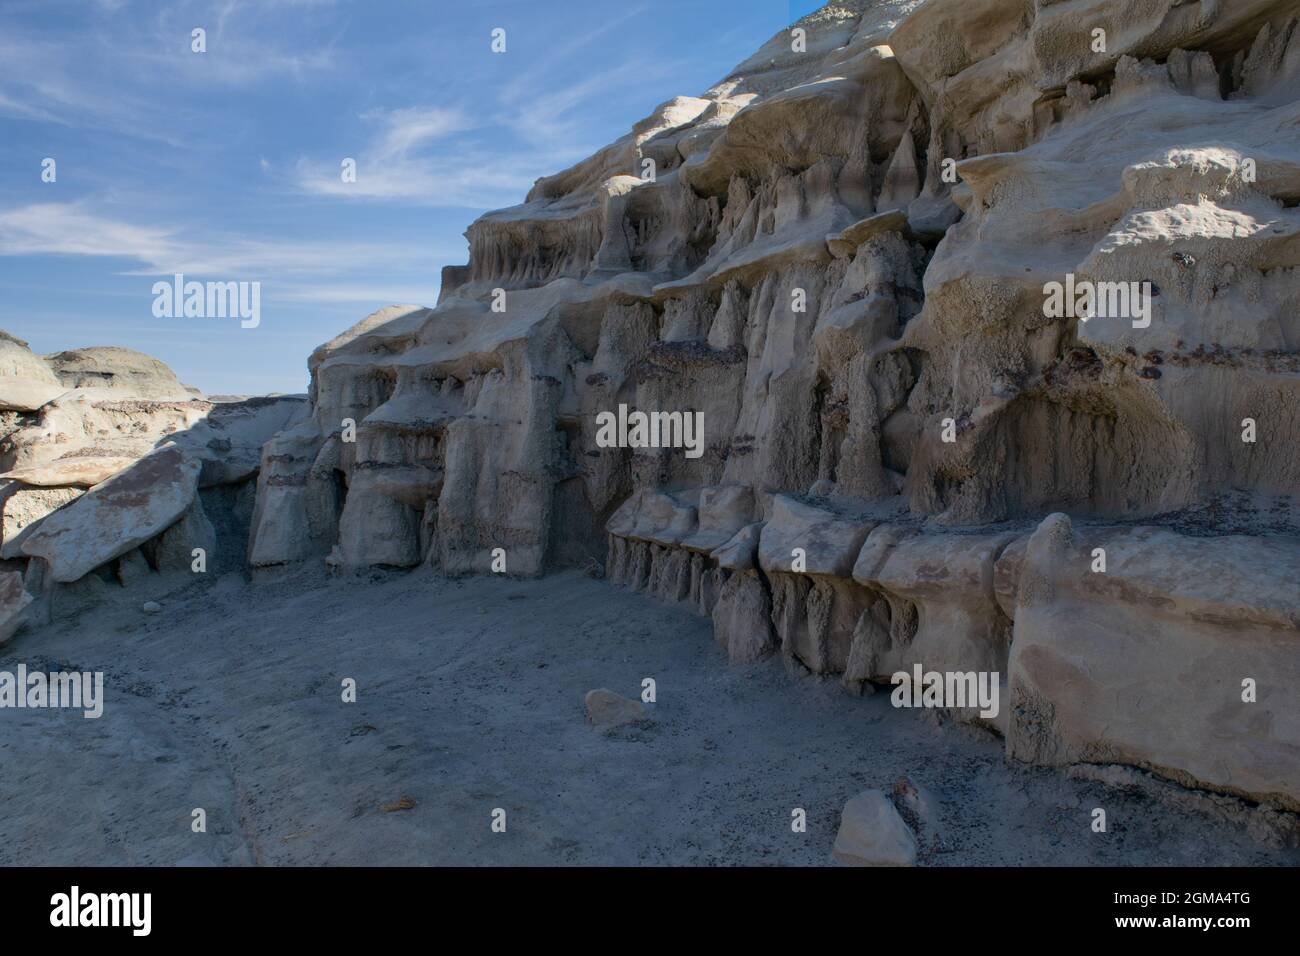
left=832, top=788, right=919, bottom=866
left=242, top=0, right=1300, bottom=811
left=6, top=0, right=1300, bottom=817
left=0, top=332, right=306, bottom=639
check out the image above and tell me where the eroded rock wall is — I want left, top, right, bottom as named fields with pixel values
left=251, top=0, right=1300, bottom=809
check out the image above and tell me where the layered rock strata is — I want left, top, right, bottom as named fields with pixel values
left=36, top=1, right=1299, bottom=810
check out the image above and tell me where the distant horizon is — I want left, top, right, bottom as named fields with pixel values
left=0, top=0, right=820, bottom=396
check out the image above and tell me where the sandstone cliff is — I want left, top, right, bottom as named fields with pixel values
left=6, top=0, right=1298, bottom=817
left=244, top=0, right=1300, bottom=810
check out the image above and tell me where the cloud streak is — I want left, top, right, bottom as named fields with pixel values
left=292, top=50, right=676, bottom=208
left=293, top=102, right=581, bottom=207
left=0, top=1, right=341, bottom=141
left=0, top=203, right=448, bottom=304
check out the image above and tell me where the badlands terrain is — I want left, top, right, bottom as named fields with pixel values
left=3, top=566, right=1296, bottom=866
left=2, top=0, right=1299, bottom=865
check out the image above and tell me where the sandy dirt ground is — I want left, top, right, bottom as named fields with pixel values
left=1, top=566, right=1296, bottom=866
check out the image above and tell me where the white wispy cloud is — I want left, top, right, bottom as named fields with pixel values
left=364, top=106, right=477, bottom=158
left=108, top=0, right=342, bottom=88
left=292, top=50, right=673, bottom=208
left=293, top=104, right=571, bottom=208
left=493, top=7, right=649, bottom=107
left=294, top=149, right=546, bottom=208
left=0, top=87, right=64, bottom=125
left=0, top=33, right=188, bottom=144
left=0, top=1, right=340, bottom=139
left=501, top=56, right=674, bottom=146
left=0, top=204, right=175, bottom=263
left=0, top=202, right=446, bottom=284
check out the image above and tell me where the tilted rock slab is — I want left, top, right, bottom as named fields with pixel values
left=21, top=446, right=201, bottom=583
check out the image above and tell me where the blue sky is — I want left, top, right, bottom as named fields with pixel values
left=0, top=0, right=821, bottom=395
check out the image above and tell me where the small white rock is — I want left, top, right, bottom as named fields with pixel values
left=584, top=688, right=647, bottom=728
left=832, top=789, right=918, bottom=867
left=142, top=601, right=162, bottom=614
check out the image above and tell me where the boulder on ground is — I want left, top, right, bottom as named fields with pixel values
left=831, top=789, right=918, bottom=867
left=584, top=688, right=648, bottom=727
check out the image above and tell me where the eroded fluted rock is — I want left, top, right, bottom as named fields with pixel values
left=236, top=0, right=1300, bottom=809
left=711, top=570, right=776, bottom=663
left=851, top=527, right=1018, bottom=683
